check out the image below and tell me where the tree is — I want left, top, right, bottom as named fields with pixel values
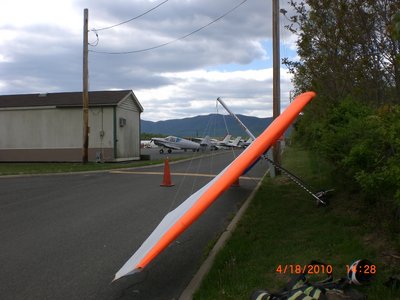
left=286, top=1, right=400, bottom=211
left=283, top=0, right=400, bottom=106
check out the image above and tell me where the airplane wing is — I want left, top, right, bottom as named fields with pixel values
left=113, top=91, right=316, bottom=281
left=158, top=142, right=182, bottom=150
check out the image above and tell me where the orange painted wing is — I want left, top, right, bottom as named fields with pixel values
left=114, top=91, right=316, bottom=281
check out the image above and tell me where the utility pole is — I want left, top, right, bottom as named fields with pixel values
left=82, top=8, right=89, bottom=163
left=272, top=0, right=281, bottom=174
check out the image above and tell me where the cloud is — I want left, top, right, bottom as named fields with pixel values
left=0, top=0, right=297, bottom=121
left=137, top=68, right=293, bottom=121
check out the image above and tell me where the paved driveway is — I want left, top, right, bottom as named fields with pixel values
left=0, top=150, right=267, bottom=299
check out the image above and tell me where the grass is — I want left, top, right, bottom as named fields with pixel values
left=0, top=161, right=164, bottom=176
left=0, top=150, right=225, bottom=176
left=0, top=157, right=191, bottom=176
left=194, top=146, right=400, bottom=300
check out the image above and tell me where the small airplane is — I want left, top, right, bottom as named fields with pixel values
left=210, top=134, right=231, bottom=149
left=151, top=136, right=202, bottom=154
left=241, top=137, right=253, bottom=148
left=191, top=136, right=219, bottom=150
left=220, top=136, right=242, bottom=148
left=192, top=135, right=232, bottom=150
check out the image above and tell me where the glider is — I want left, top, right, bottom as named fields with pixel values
left=114, top=91, right=316, bottom=281
left=217, top=96, right=330, bottom=205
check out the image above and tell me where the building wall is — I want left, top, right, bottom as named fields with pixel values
left=0, top=94, right=142, bottom=162
left=0, top=107, right=82, bottom=149
left=0, top=106, right=118, bottom=161
left=0, top=106, right=115, bottom=161
left=87, top=107, right=115, bottom=161
left=115, top=95, right=141, bottom=160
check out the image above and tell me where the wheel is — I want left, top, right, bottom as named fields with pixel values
left=159, top=149, right=164, bottom=154
left=168, top=149, right=172, bottom=153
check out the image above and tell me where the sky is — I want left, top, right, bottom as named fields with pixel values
left=0, top=0, right=298, bottom=121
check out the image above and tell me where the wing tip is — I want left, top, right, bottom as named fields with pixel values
left=112, top=267, right=143, bottom=283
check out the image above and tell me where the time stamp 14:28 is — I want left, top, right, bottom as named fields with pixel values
left=275, top=264, right=377, bottom=275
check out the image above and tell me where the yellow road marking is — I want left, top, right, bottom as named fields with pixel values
left=110, top=170, right=261, bottom=181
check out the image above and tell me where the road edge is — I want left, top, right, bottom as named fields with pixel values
left=0, top=151, right=228, bottom=178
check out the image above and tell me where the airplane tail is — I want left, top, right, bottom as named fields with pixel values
left=200, top=135, right=211, bottom=147
left=222, top=134, right=231, bottom=144
left=232, top=136, right=241, bottom=147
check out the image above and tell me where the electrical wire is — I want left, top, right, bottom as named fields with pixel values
left=90, top=0, right=248, bottom=55
left=93, top=0, right=169, bottom=32
left=88, top=29, right=99, bottom=46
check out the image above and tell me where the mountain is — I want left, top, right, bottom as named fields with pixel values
left=141, top=113, right=273, bottom=138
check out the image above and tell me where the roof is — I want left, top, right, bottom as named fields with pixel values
left=0, top=90, right=143, bottom=111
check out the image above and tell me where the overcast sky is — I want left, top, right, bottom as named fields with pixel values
left=0, top=0, right=298, bottom=121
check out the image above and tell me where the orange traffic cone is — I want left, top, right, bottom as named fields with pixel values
left=231, top=177, right=240, bottom=187
left=160, top=158, right=174, bottom=187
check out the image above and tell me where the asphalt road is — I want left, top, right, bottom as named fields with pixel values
left=0, top=149, right=268, bottom=300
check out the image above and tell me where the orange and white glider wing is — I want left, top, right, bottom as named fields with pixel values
left=114, top=91, right=316, bottom=281
left=114, top=164, right=230, bottom=280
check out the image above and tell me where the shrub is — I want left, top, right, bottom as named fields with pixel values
left=294, top=97, right=400, bottom=207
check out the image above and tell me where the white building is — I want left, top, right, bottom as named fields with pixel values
left=0, top=90, right=143, bottom=162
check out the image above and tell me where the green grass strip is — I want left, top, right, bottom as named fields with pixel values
left=0, top=161, right=165, bottom=176
left=194, top=146, right=400, bottom=299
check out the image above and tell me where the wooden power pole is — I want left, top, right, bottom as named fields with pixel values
left=272, top=0, right=281, bottom=174
left=82, top=8, right=89, bottom=163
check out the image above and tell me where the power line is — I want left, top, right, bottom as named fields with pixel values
left=93, top=0, right=169, bottom=32
left=90, top=0, right=248, bottom=55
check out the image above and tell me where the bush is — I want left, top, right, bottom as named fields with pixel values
left=352, top=107, right=400, bottom=204
left=294, top=97, right=400, bottom=207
